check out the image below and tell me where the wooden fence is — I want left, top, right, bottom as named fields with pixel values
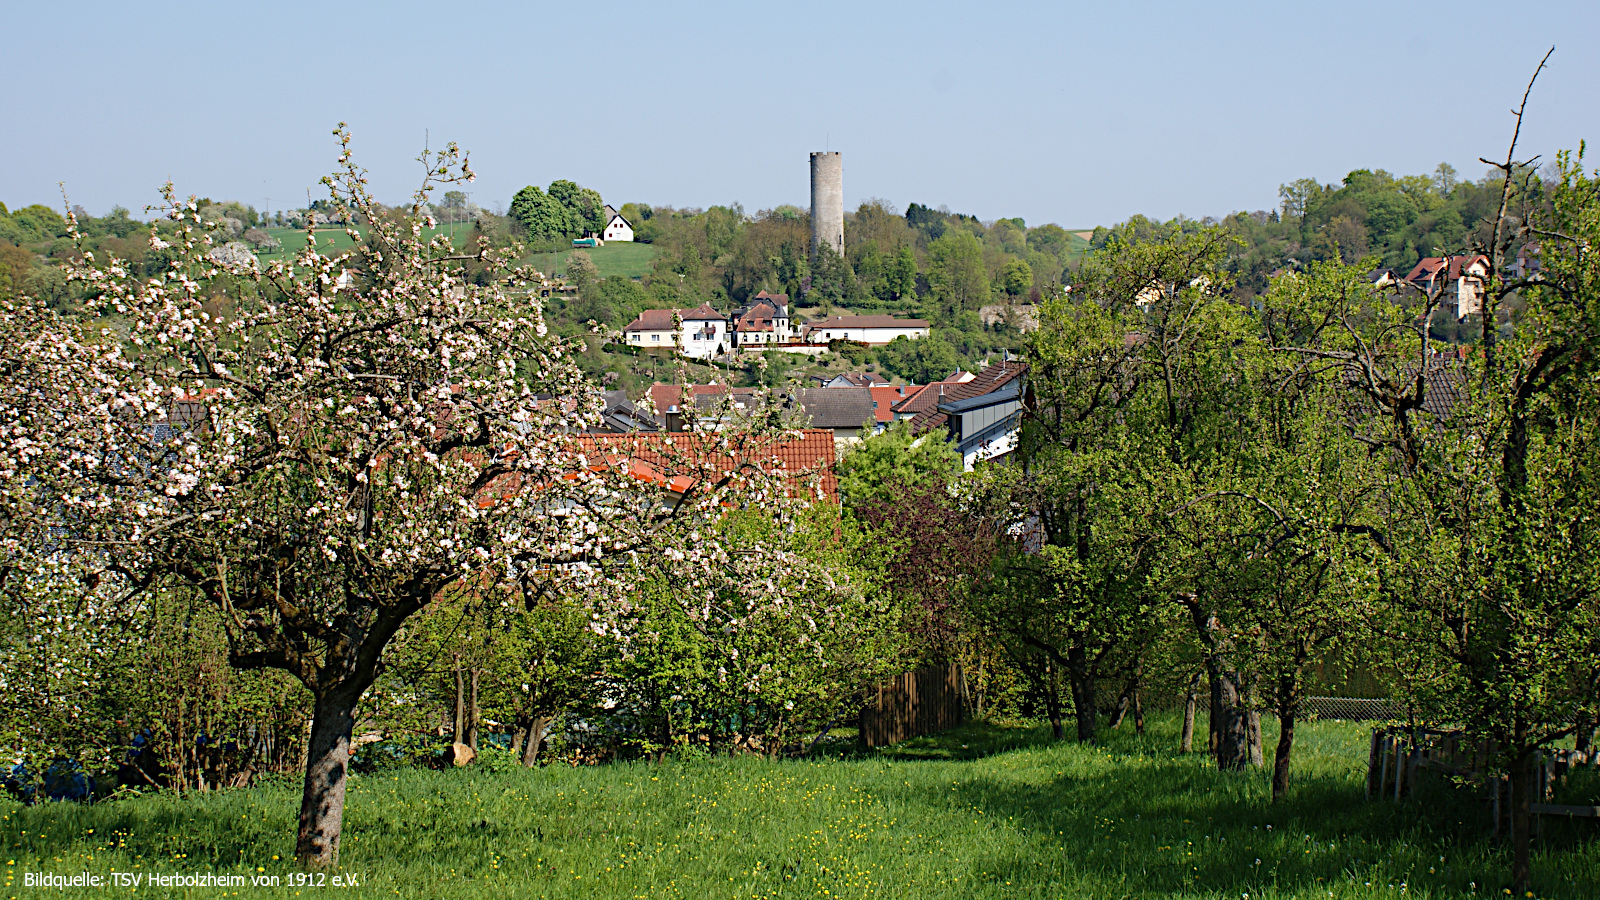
left=1367, top=726, right=1600, bottom=836
left=859, top=663, right=965, bottom=748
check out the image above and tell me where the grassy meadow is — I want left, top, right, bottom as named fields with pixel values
left=251, top=228, right=657, bottom=281
left=523, top=241, right=658, bottom=280
left=4, top=716, right=1597, bottom=899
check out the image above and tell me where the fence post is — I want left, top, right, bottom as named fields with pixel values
left=1393, top=736, right=1405, bottom=801
left=1367, top=729, right=1383, bottom=800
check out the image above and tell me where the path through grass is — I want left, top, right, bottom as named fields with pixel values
left=3, top=716, right=1596, bottom=898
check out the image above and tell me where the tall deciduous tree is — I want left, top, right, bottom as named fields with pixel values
left=1277, top=62, right=1600, bottom=890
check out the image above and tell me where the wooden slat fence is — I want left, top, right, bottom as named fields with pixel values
left=859, top=663, right=965, bottom=748
left=1366, top=726, right=1600, bottom=836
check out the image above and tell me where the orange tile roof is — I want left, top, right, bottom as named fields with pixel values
left=868, top=385, right=914, bottom=423
left=576, top=429, right=838, bottom=501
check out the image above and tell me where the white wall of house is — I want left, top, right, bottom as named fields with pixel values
left=806, top=324, right=928, bottom=344
left=602, top=215, right=634, bottom=242
left=624, top=328, right=675, bottom=349
left=678, top=318, right=730, bottom=359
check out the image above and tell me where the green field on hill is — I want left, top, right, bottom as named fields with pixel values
left=5, top=716, right=1596, bottom=899
left=523, top=241, right=658, bottom=280
left=250, top=229, right=656, bottom=281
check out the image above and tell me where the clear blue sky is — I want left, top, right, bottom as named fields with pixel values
left=3, top=0, right=1596, bottom=227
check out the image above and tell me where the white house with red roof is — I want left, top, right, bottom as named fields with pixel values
left=729, top=291, right=793, bottom=348
left=622, top=303, right=730, bottom=359
left=1404, top=254, right=1489, bottom=320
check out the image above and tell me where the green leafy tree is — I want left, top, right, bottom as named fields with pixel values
left=876, top=334, right=958, bottom=385
left=925, top=229, right=989, bottom=320
left=548, top=180, right=605, bottom=236
left=1278, top=128, right=1600, bottom=891
left=509, top=184, right=570, bottom=242
left=837, top=420, right=960, bottom=509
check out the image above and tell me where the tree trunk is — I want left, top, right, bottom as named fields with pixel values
left=1247, top=709, right=1263, bottom=767
left=452, top=657, right=466, bottom=743
left=521, top=716, right=552, bottom=767
left=1213, top=671, right=1251, bottom=771
left=296, top=689, right=359, bottom=869
left=1044, top=662, right=1064, bottom=740
left=1066, top=647, right=1096, bottom=743
left=1107, top=679, right=1134, bottom=730
left=1133, top=686, right=1145, bottom=735
left=1272, top=708, right=1295, bottom=802
left=1180, top=671, right=1200, bottom=753
left=1508, top=742, right=1534, bottom=895
left=1575, top=712, right=1595, bottom=755
left=467, top=668, right=480, bottom=752
left=511, top=726, right=527, bottom=759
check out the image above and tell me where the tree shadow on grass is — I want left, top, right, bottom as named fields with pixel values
left=908, top=734, right=1600, bottom=899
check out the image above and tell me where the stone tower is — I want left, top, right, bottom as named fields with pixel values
left=809, top=151, right=844, bottom=260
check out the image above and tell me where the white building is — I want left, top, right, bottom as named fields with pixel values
left=602, top=209, right=634, bottom=243
left=622, top=303, right=730, bottom=359
left=730, top=291, right=794, bottom=348
left=801, top=315, right=929, bottom=345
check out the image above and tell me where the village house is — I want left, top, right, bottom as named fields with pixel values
left=821, top=372, right=890, bottom=388
left=601, top=205, right=634, bottom=243
left=622, top=303, right=731, bottom=359
left=729, top=291, right=793, bottom=347
left=801, top=314, right=929, bottom=345
left=907, top=362, right=1028, bottom=470
left=1404, top=254, right=1489, bottom=320
left=791, top=387, right=877, bottom=450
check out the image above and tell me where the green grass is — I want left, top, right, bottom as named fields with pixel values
left=253, top=225, right=481, bottom=263
left=4, top=716, right=1597, bottom=898
left=250, top=228, right=657, bottom=281
left=522, top=241, right=658, bottom=280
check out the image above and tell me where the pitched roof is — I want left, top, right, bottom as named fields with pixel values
left=576, top=429, right=838, bottom=501
left=751, top=290, right=789, bottom=307
left=624, top=308, right=676, bottom=332
left=828, top=372, right=890, bottom=388
left=732, top=298, right=782, bottom=331
left=681, top=302, right=724, bottom=321
left=1404, top=254, right=1489, bottom=286
left=647, top=382, right=744, bottom=413
left=868, top=385, right=913, bottom=423
left=792, top=387, right=877, bottom=429
left=803, top=315, right=930, bottom=331
left=623, top=304, right=726, bottom=333
left=909, top=361, right=1028, bottom=434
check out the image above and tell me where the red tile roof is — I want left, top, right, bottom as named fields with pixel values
left=623, top=304, right=725, bottom=333
left=646, top=382, right=748, bottom=412
left=1404, top=254, right=1488, bottom=286
left=868, top=385, right=913, bottom=423
left=577, top=429, right=838, bottom=501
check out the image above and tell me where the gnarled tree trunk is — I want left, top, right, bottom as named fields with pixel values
left=296, top=687, right=360, bottom=868
left=1213, top=670, right=1251, bottom=771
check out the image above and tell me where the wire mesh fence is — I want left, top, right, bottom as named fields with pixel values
left=1300, top=696, right=1407, bottom=722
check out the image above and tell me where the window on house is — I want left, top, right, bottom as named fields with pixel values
left=652, top=334, right=659, bottom=342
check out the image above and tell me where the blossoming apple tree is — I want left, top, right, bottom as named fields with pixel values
left=0, top=129, right=821, bottom=867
